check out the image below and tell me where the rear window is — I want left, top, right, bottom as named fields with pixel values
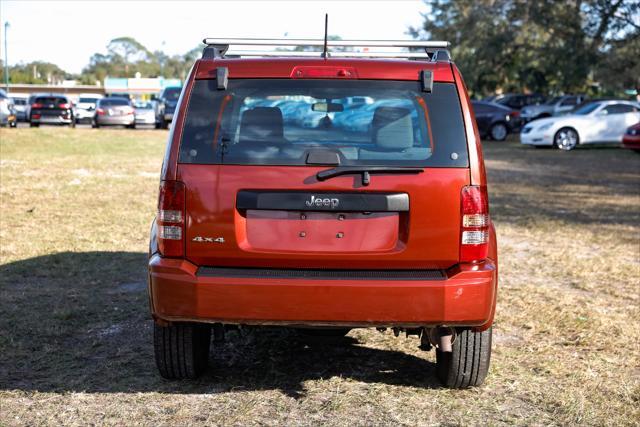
left=179, top=79, right=468, bottom=167
left=79, top=97, right=99, bottom=104
left=35, top=96, right=68, bottom=104
left=163, top=88, right=181, bottom=101
left=12, top=99, right=27, bottom=105
left=99, top=98, right=131, bottom=107
left=134, top=102, right=153, bottom=109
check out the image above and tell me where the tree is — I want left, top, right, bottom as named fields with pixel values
left=80, top=38, right=201, bottom=83
left=409, top=0, right=640, bottom=97
left=0, top=61, right=72, bottom=84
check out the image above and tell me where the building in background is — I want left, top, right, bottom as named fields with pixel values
left=104, top=75, right=181, bottom=100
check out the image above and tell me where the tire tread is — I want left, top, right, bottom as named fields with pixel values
left=436, top=327, right=492, bottom=388
left=153, top=322, right=211, bottom=379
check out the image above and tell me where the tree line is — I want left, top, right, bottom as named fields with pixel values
left=0, top=37, right=202, bottom=86
left=410, top=0, right=639, bottom=97
left=1, top=0, right=639, bottom=98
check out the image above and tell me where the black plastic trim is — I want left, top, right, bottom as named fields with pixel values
left=236, top=190, right=409, bottom=212
left=198, top=267, right=446, bottom=280
left=421, top=69, right=433, bottom=92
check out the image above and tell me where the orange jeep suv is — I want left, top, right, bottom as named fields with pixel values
left=148, top=38, right=498, bottom=388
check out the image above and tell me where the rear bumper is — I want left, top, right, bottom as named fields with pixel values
left=97, top=115, right=135, bottom=125
left=148, top=255, right=498, bottom=328
left=136, top=115, right=155, bottom=124
left=32, top=115, right=72, bottom=125
left=622, top=135, right=640, bottom=149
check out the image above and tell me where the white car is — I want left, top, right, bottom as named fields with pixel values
left=134, top=101, right=156, bottom=126
left=74, top=93, right=104, bottom=124
left=520, top=100, right=640, bottom=150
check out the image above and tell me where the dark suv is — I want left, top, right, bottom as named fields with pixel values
left=29, top=94, right=74, bottom=127
left=154, top=86, right=182, bottom=129
left=148, top=38, right=498, bottom=388
left=488, top=93, right=546, bottom=110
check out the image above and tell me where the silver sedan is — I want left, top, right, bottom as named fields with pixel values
left=93, top=98, right=135, bottom=128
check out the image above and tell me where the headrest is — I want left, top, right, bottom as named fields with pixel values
left=239, top=107, right=284, bottom=143
left=372, top=106, right=414, bottom=149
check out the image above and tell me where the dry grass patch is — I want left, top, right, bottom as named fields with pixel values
left=1, top=128, right=639, bottom=425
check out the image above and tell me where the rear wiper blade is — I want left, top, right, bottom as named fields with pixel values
left=316, top=166, right=424, bottom=186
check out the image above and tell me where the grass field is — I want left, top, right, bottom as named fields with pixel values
left=1, top=127, right=639, bottom=426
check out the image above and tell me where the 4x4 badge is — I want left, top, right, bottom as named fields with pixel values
left=192, top=236, right=225, bottom=243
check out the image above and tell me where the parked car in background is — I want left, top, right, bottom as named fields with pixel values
left=0, top=90, right=17, bottom=127
left=472, top=101, right=521, bottom=141
left=520, top=100, right=640, bottom=150
left=134, top=101, right=156, bottom=127
left=154, top=86, right=182, bottom=129
left=29, top=94, right=74, bottom=127
left=93, top=97, right=135, bottom=128
left=490, top=93, right=546, bottom=110
left=520, top=95, right=586, bottom=123
left=10, top=95, right=29, bottom=122
left=24, top=94, right=39, bottom=122
left=622, top=122, right=640, bottom=152
left=74, top=93, right=103, bottom=124
left=107, top=93, right=132, bottom=101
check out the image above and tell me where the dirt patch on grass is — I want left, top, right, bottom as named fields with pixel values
left=1, top=128, right=639, bottom=425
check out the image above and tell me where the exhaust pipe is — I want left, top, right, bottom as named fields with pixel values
left=425, top=326, right=456, bottom=352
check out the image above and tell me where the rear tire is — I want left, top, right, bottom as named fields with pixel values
left=489, top=122, right=508, bottom=141
left=436, top=327, right=492, bottom=388
left=30, top=123, right=39, bottom=128
left=153, top=322, right=211, bottom=379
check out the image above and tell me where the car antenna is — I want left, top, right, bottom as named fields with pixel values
left=322, top=13, right=328, bottom=59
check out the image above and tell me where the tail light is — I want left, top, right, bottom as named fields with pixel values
left=157, top=180, right=185, bottom=257
left=290, top=66, right=357, bottom=79
left=58, top=103, right=71, bottom=109
left=460, top=185, right=490, bottom=263
left=96, top=108, right=105, bottom=116
left=31, top=103, right=43, bottom=109
left=124, top=106, right=134, bottom=115
left=506, top=111, right=519, bottom=122
left=32, top=113, right=41, bottom=119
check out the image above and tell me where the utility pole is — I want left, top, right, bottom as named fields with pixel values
left=3, top=22, right=8, bottom=91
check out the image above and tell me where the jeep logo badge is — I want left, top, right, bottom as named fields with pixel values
left=305, top=195, right=339, bottom=209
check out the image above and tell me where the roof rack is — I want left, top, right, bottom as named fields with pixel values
left=201, top=38, right=451, bottom=61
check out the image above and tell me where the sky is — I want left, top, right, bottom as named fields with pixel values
left=0, top=0, right=428, bottom=74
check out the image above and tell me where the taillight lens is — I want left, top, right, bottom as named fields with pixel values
left=31, top=103, right=43, bottom=109
left=96, top=108, right=105, bottom=116
left=290, top=66, right=357, bottom=79
left=157, top=180, right=185, bottom=257
left=460, top=185, right=490, bottom=262
left=58, top=103, right=71, bottom=109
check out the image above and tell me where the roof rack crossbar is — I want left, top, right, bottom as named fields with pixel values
left=224, top=50, right=433, bottom=59
left=203, top=38, right=450, bottom=49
